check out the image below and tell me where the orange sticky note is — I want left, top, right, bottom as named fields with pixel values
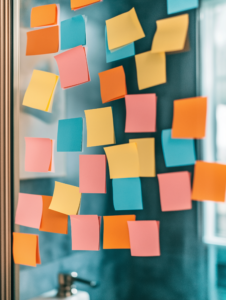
left=54, top=46, right=90, bottom=89
left=26, top=26, right=59, bottom=56
left=172, top=97, right=207, bottom=138
left=103, top=215, right=136, bottom=249
left=71, top=0, right=101, bottom=10
left=39, top=196, right=68, bottom=234
left=30, top=4, right=58, bottom=28
left=192, top=161, right=226, bottom=202
left=13, top=232, right=41, bottom=267
left=70, top=215, right=101, bottom=250
left=15, top=193, right=43, bottom=228
left=99, top=66, right=127, bottom=103
left=157, top=172, right=192, bottom=211
left=127, top=221, right=160, bottom=257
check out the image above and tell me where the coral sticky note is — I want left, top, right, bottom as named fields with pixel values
left=112, top=178, right=143, bottom=210
left=30, top=4, right=58, bottom=28
left=57, top=118, right=83, bottom=152
left=61, top=15, right=86, bottom=50
left=79, top=155, right=106, bottom=193
left=25, top=137, right=52, bottom=173
left=71, top=0, right=101, bottom=10
left=85, top=107, right=115, bottom=147
left=162, top=129, right=196, bottom=167
left=127, top=221, right=160, bottom=257
left=157, top=172, right=192, bottom=211
left=15, top=193, right=43, bottom=228
left=54, top=46, right=90, bottom=89
left=22, top=70, right=59, bottom=112
left=151, top=15, right=189, bottom=54
left=192, top=161, right=226, bottom=202
left=26, top=26, right=59, bottom=56
left=172, top=97, right=207, bottom=138
left=135, top=51, right=166, bottom=90
left=13, top=232, right=41, bottom=267
left=49, top=181, right=81, bottom=215
left=99, top=66, right=127, bottom=103
left=104, top=143, right=140, bottom=179
left=167, top=0, right=199, bottom=15
left=40, top=196, right=68, bottom=234
left=70, top=215, right=101, bottom=250
left=129, top=138, right=155, bottom=177
left=103, top=215, right=136, bottom=249
left=106, top=8, right=145, bottom=50
left=125, top=94, right=157, bottom=133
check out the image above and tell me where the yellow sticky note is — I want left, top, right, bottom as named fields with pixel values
left=49, top=181, right=81, bottom=215
left=104, top=143, right=140, bottom=179
left=85, top=107, right=115, bottom=147
left=151, top=14, right=189, bottom=53
left=129, top=138, right=155, bottom=177
left=106, top=8, right=145, bottom=50
left=135, top=51, right=166, bottom=90
left=22, top=70, right=59, bottom=112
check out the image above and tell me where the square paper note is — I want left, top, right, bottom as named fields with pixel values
left=30, top=4, right=58, bottom=28
left=79, top=155, right=106, bottom=193
left=71, top=0, right=101, bottom=10
left=167, top=0, right=199, bottom=15
left=157, top=171, right=192, bottom=211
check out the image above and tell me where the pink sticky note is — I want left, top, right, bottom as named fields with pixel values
left=70, top=215, right=101, bottom=251
left=25, top=137, right=52, bottom=172
left=15, top=193, right=43, bottom=228
left=125, top=94, right=157, bottom=133
left=79, top=155, right=106, bottom=193
left=157, top=171, right=192, bottom=212
left=54, top=46, right=90, bottom=89
left=127, top=221, right=160, bottom=257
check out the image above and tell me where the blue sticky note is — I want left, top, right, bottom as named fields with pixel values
left=112, top=178, right=143, bottom=211
left=167, top=0, right=199, bottom=15
left=162, top=129, right=196, bottom=167
left=61, top=15, right=86, bottom=50
left=105, top=28, right=135, bottom=63
left=57, top=118, right=83, bottom=152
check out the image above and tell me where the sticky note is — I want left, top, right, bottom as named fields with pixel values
left=79, top=155, right=106, bottom=193
left=61, top=15, right=86, bottom=50
left=125, top=94, right=157, bottom=132
left=13, top=233, right=41, bottom=267
left=106, top=8, right=145, bottom=50
left=99, top=66, right=127, bottom=103
left=112, top=178, right=143, bottom=210
left=85, top=107, right=115, bottom=147
left=49, top=181, right=81, bottom=215
left=54, top=46, right=90, bottom=89
left=192, top=161, right=226, bottom=202
left=151, top=14, right=189, bottom=53
left=103, top=215, right=136, bottom=249
left=127, top=221, right=160, bottom=257
left=135, top=51, right=166, bottom=90
left=157, top=171, right=192, bottom=211
left=30, top=4, right=58, bottom=28
left=167, top=0, right=199, bottom=15
left=129, top=138, right=155, bottom=177
left=70, top=215, right=101, bottom=250
left=104, top=143, right=140, bottom=179
left=162, top=129, right=196, bottom=167
left=26, top=26, right=59, bottom=55
left=172, top=97, right=207, bottom=138
left=71, top=0, right=101, bottom=10
left=25, top=137, right=52, bottom=172
left=15, top=193, right=43, bottom=228
left=22, top=70, right=59, bottom=112
left=57, top=118, right=83, bottom=152
left=40, top=196, right=68, bottom=234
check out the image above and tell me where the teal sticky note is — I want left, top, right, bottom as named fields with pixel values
left=61, top=15, right=86, bottom=50
left=167, top=0, right=198, bottom=14
left=162, top=129, right=196, bottom=167
left=112, top=178, right=143, bottom=211
left=105, top=28, right=135, bottom=63
left=57, top=118, right=83, bottom=152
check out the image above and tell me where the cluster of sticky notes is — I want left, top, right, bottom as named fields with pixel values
left=71, top=0, right=101, bottom=10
